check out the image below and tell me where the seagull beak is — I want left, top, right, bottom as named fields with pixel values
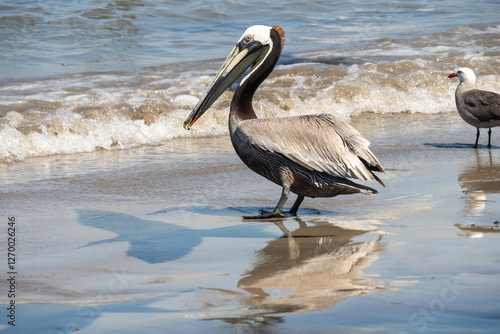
left=183, top=42, right=268, bottom=130
left=448, top=72, right=457, bottom=79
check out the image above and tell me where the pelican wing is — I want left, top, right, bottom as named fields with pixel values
left=234, top=113, right=384, bottom=185
left=461, top=89, right=500, bottom=122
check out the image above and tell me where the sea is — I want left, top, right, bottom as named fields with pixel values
left=1, top=0, right=500, bottom=162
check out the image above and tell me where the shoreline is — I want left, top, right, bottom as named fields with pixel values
left=1, top=112, right=500, bottom=333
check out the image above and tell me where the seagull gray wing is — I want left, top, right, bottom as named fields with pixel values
left=234, top=113, right=384, bottom=185
left=461, top=89, right=500, bottom=122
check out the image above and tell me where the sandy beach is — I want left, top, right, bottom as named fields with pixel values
left=1, top=111, right=499, bottom=333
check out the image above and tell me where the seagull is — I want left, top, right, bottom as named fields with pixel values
left=183, top=25, right=384, bottom=219
left=448, top=67, right=500, bottom=148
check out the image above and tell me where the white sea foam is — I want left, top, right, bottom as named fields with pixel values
left=1, top=24, right=499, bottom=162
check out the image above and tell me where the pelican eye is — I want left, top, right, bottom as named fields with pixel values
left=243, top=35, right=254, bottom=44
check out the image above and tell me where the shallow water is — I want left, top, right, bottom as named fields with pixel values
left=1, top=113, right=499, bottom=333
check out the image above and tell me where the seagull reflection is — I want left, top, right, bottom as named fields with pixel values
left=209, top=217, right=385, bottom=323
left=458, top=150, right=500, bottom=216
left=456, top=150, right=500, bottom=237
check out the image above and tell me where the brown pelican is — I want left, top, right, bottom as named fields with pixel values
left=448, top=67, right=500, bottom=148
left=183, top=25, right=384, bottom=219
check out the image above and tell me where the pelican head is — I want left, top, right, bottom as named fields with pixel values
left=183, top=25, right=284, bottom=130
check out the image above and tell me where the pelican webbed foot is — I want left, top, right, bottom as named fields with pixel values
left=242, top=188, right=303, bottom=220
left=242, top=209, right=286, bottom=220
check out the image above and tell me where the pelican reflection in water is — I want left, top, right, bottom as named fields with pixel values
left=184, top=26, right=384, bottom=218
left=206, top=218, right=385, bottom=322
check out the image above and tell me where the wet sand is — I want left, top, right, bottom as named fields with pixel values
left=1, top=112, right=500, bottom=333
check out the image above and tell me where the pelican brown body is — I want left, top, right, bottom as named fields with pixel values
left=184, top=25, right=384, bottom=219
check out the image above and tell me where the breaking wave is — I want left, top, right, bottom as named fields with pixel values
left=1, top=24, right=499, bottom=162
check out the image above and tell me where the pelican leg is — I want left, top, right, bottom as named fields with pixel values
left=289, top=195, right=304, bottom=216
left=243, top=186, right=289, bottom=219
left=474, top=128, right=480, bottom=148
left=488, top=128, right=492, bottom=148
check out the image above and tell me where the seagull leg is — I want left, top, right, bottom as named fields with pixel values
left=488, top=128, right=492, bottom=148
left=243, top=186, right=289, bottom=219
left=289, top=195, right=304, bottom=216
left=474, top=128, right=480, bottom=148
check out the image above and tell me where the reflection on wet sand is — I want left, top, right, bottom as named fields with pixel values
left=458, top=150, right=500, bottom=216
left=455, top=223, right=500, bottom=238
left=456, top=150, right=500, bottom=237
left=209, top=217, right=385, bottom=323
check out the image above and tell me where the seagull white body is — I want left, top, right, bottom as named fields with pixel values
left=449, top=67, right=500, bottom=148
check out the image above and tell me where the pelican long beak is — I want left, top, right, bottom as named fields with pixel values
left=183, top=43, right=268, bottom=130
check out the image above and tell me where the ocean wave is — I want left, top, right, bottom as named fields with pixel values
left=1, top=24, right=499, bottom=162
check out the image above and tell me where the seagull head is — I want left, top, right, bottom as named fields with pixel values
left=448, top=67, right=476, bottom=87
